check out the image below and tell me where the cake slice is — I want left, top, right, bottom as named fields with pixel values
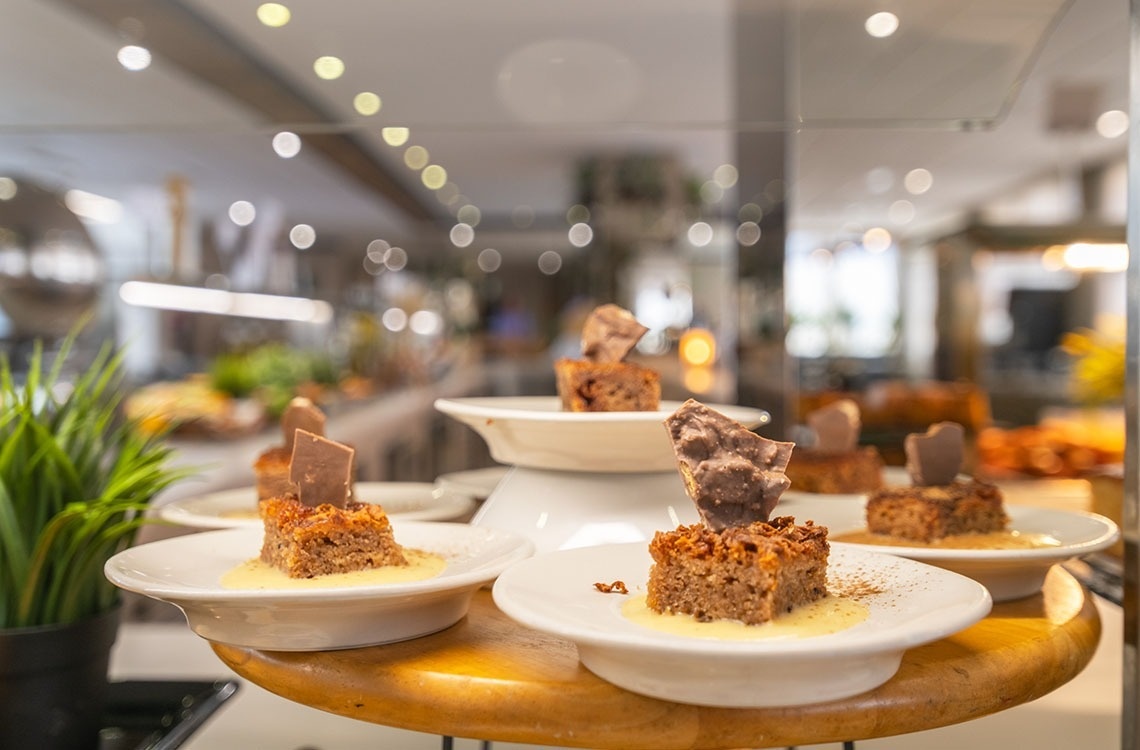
left=554, top=303, right=660, bottom=412
left=554, top=358, right=661, bottom=412
left=647, top=516, right=828, bottom=625
left=646, top=399, right=828, bottom=624
left=864, top=421, right=1008, bottom=542
left=259, top=429, right=406, bottom=578
left=785, top=399, right=884, bottom=494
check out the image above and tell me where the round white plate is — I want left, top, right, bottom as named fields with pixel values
left=157, top=482, right=478, bottom=529
left=106, top=522, right=534, bottom=650
left=435, top=466, right=509, bottom=499
left=492, top=542, right=991, bottom=707
left=434, top=396, right=770, bottom=473
left=777, top=496, right=1120, bottom=601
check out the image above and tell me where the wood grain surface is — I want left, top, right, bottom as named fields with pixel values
left=211, top=565, right=1100, bottom=749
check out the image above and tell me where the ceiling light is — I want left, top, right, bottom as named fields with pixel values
left=256, top=3, right=291, bottom=27
left=568, top=223, right=593, bottom=247
left=119, top=281, right=333, bottom=323
left=403, top=145, right=429, bottom=170
left=289, top=224, right=315, bottom=249
left=382, top=127, right=410, bottom=147
left=687, top=222, right=714, bottom=247
left=904, top=168, right=933, bottom=195
left=863, top=226, right=892, bottom=253
left=456, top=204, right=481, bottom=227
left=1061, top=242, right=1128, bottom=272
left=865, top=12, right=899, bottom=38
left=366, top=239, right=390, bottom=261
left=354, top=92, right=381, bottom=116
left=381, top=307, right=408, bottom=332
left=117, top=45, right=152, bottom=71
left=1096, top=110, right=1129, bottom=139
left=384, top=246, right=408, bottom=271
left=450, top=223, right=475, bottom=248
left=739, top=202, right=763, bottom=222
left=228, top=201, right=256, bottom=226
left=713, top=164, right=738, bottom=189
left=477, top=248, right=502, bottom=273
left=409, top=309, right=443, bottom=336
left=736, top=222, right=761, bottom=246
left=567, top=204, right=590, bottom=224
left=65, top=189, right=122, bottom=224
left=538, top=250, right=563, bottom=275
left=422, top=165, right=447, bottom=190
left=272, top=131, right=301, bottom=158
left=888, top=199, right=916, bottom=224
left=313, top=56, right=345, bottom=80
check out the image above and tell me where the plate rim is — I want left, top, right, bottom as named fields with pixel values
left=105, top=522, right=534, bottom=604
left=491, top=541, right=992, bottom=658
left=156, top=481, right=477, bottom=528
left=434, top=395, right=770, bottom=427
left=785, top=500, right=1120, bottom=563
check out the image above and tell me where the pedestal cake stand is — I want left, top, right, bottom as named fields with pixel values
left=434, top=396, right=771, bottom=553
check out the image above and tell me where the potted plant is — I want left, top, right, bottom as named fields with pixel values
left=0, top=332, right=188, bottom=749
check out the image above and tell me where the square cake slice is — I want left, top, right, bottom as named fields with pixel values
left=646, top=516, right=829, bottom=625
left=864, top=480, right=1008, bottom=542
left=554, top=358, right=661, bottom=412
left=259, top=495, right=407, bottom=578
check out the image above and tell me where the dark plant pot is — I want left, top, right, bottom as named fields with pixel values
left=0, top=607, right=120, bottom=750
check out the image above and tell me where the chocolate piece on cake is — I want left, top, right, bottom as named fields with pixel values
left=808, top=399, right=860, bottom=453
left=554, top=303, right=660, bottom=412
left=665, top=399, right=794, bottom=531
left=785, top=400, right=884, bottom=494
left=290, top=429, right=354, bottom=508
left=253, top=397, right=329, bottom=501
left=905, top=421, right=964, bottom=486
left=281, top=397, right=326, bottom=446
left=580, top=303, right=649, bottom=363
left=647, top=517, right=829, bottom=625
left=259, top=431, right=405, bottom=578
left=865, top=421, right=1007, bottom=542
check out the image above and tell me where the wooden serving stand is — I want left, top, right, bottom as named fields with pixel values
left=211, top=566, right=1100, bottom=750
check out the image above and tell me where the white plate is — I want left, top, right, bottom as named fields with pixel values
left=777, top=496, right=1120, bottom=601
left=106, top=522, right=534, bottom=650
left=492, top=542, right=991, bottom=707
left=435, top=466, right=509, bottom=499
left=157, top=482, right=478, bottom=529
left=434, top=396, right=770, bottom=473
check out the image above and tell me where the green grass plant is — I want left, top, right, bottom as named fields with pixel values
left=0, top=334, right=188, bottom=628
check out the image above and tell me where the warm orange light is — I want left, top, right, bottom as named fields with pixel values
left=679, top=328, right=716, bottom=367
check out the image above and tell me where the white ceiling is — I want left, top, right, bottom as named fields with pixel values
left=0, top=0, right=1130, bottom=258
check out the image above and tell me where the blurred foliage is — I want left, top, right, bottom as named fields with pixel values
left=210, top=344, right=339, bottom=418
left=1061, top=328, right=1125, bottom=406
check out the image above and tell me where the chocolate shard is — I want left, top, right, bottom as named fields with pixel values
left=580, top=304, right=648, bottom=363
left=281, top=397, right=327, bottom=450
left=289, top=429, right=354, bottom=508
left=665, top=399, right=794, bottom=531
left=807, top=399, right=861, bottom=453
left=905, top=421, right=965, bottom=486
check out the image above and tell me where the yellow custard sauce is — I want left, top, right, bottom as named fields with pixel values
left=220, top=548, right=446, bottom=590
left=621, top=593, right=869, bottom=640
left=832, top=529, right=1061, bottom=550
